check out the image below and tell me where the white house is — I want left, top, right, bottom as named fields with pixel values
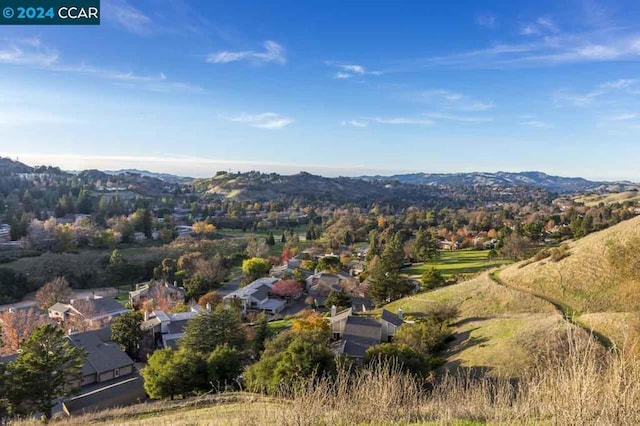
left=222, top=277, right=285, bottom=316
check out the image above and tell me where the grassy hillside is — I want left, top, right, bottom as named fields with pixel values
left=402, top=250, right=510, bottom=279
left=499, top=214, right=640, bottom=313
left=385, top=274, right=568, bottom=376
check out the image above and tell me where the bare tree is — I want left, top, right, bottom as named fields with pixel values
left=0, top=308, right=50, bottom=355
left=35, top=277, right=74, bottom=310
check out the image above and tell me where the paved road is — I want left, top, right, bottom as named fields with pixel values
left=216, top=277, right=243, bottom=297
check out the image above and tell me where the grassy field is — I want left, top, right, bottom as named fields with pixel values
left=574, top=190, right=640, bottom=206
left=403, top=249, right=511, bottom=278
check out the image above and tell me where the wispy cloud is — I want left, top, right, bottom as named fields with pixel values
left=0, top=38, right=201, bottom=93
left=599, top=78, right=637, bottom=89
left=424, top=113, right=493, bottom=123
left=340, top=120, right=368, bottom=128
left=476, top=13, right=497, bottom=29
left=223, top=112, right=293, bottom=129
left=520, top=120, right=554, bottom=128
left=413, top=89, right=495, bottom=111
left=327, top=62, right=382, bottom=79
left=368, top=117, right=433, bottom=125
left=102, top=0, right=152, bottom=35
left=207, top=41, right=286, bottom=65
left=520, top=17, right=559, bottom=36
left=419, top=25, right=640, bottom=68
left=608, top=112, right=637, bottom=121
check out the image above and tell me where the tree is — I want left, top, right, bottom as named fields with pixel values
left=393, top=321, right=448, bottom=355
left=316, top=256, right=341, bottom=273
left=207, top=344, right=242, bottom=390
left=499, top=234, right=535, bottom=261
left=111, top=311, right=144, bottom=359
left=142, top=348, right=207, bottom=400
left=421, top=268, right=446, bottom=290
left=198, top=291, right=222, bottom=309
left=181, top=306, right=247, bottom=354
left=364, top=343, right=432, bottom=377
left=271, top=280, right=303, bottom=299
left=367, top=256, right=412, bottom=303
left=8, top=324, right=86, bottom=419
left=253, top=314, right=269, bottom=356
left=412, top=227, right=439, bottom=262
left=241, top=257, right=271, bottom=284
left=0, top=308, right=50, bottom=356
left=324, top=290, right=351, bottom=311
left=266, top=232, right=276, bottom=246
left=192, top=221, right=217, bottom=239
left=35, top=277, right=73, bottom=310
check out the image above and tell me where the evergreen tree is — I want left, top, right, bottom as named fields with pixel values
left=111, top=311, right=145, bottom=359
left=181, top=306, right=247, bottom=354
left=8, top=325, right=86, bottom=419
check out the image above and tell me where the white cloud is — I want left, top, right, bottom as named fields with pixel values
left=340, top=120, right=368, bottom=128
left=207, top=41, right=286, bottom=65
left=476, top=14, right=497, bottom=29
left=520, top=120, right=554, bottom=128
left=223, top=112, right=293, bottom=129
left=327, top=62, right=382, bottom=79
left=369, top=117, right=433, bottom=125
left=599, top=79, right=637, bottom=89
left=608, top=113, right=637, bottom=121
left=520, top=17, right=559, bottom=36
left=102, top=0, right=152, bottom=35
left=0, top=38, right=201, bottom=93
left=414, top=89, right=495, bottom=111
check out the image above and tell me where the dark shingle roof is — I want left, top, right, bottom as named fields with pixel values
left=341, top=337, right=380, bottom=359
left=62, top=374, right=146, bottom=414
left=251, top=284, right=271, bottom=301
left=166, top=319, right=190, bottom=335
left=68, top=328, right=134, bottom=376
left=381, top=309, right=404, bottom=327
left=344, top=316, right=381, bottom=341
left=0, top=354, right=17, bottom=364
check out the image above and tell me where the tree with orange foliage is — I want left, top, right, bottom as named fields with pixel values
left=192, top=221, right=217, bottom=238
left=271, top=280, right=303, bottom=300
left=0, top=307, right=50, bottom=355
left=197, top=291, right=222, bottom=309
left=290, top=310, right=330, bottom=334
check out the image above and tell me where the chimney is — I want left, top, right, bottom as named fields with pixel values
left=165, top=282, right=169, bottom=288
left=70, top=299, right=75, bottom=306
left=331, top=305, right=337, bottom=317
left=398, top=308, right=403, bottom=320
left=144, top=311, right=149, bottom=322
left=173, top=281, right=177, bottom=287
left=206, top=303, right=211, bottom=312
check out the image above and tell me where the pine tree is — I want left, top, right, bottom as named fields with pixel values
left=8, top=325, right=86, bottom=419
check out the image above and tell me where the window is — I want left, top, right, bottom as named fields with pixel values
left=114, top=368, right=120, bottom=378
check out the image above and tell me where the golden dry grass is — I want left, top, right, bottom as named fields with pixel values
left=500, top=215, right=640, bottom=313
left=32, top=329, right=640, bottom=425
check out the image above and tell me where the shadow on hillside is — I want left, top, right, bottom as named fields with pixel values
left=451, top=316, right=491, bottom=327
left=443, top=328, right=489, bottom=359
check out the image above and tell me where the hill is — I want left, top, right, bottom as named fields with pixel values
left=499, top=215, right=640, bottom=314
left=362, top=171, right=637, bottom=193
left=0, top=157, right=33, bottom=175
left=104, top=169, right=193, bottom=184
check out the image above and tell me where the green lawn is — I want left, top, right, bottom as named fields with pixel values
left=403, top=249, right=510, bottom=278
left=266, top=319, right=291, bottom=336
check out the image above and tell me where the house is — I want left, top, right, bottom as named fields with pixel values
left=306, top=272, right=361, bottom=299
left=62, top=327, right=146, bottom=415
left=48, top=297, right=129, bottom=327
left=329, top=307, right=404, bottom=363
left=141, top=307, right=201, bottom=351
left=0, top=224, right=10, bottom=242
left=129, top=282, right=185, bottom=309
left=222, top=277, right=285, bottom=316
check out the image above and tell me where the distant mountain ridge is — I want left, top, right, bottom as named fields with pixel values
left=103, top=169, right=193, bottom=184
left=361, top=171, right=635, bottom=192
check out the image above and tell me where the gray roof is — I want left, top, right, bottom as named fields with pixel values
left=90, top=297, right=127, bottom=315
left=344, top=316, right=382, bottom=341
left=68, top=328, right=134, bottom=376
left=0, top=354, right=17, bottom=364
left=381, top=310, right=404, bottom=327
left=62, top=374, right=146, bottom=414
left=341, top=337, right=380, bottom=359
left=167, top=319, right=190, bottom=335
left=251, top=284, right=271, bottom=301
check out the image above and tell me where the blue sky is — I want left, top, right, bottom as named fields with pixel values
left=1, top=0, right=640, bottom=180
